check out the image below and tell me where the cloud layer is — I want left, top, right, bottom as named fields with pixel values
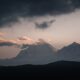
left=0, top=39, right=17, bottom=46
left=35, top=20, right=55, bottom=29
left=0, top=36, right=34, bottom=47
left=0, top=0, right=80, bottom=28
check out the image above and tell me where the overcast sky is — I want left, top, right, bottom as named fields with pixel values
left=0, top=0, right=80, bottom=58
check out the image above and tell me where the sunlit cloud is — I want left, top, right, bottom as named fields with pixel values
left=0, top=37, right=19, bottom=47
left=0, top=36, right=35, bottom=47
left=18, top=36, right=33, bottom=41
left=17, top=36, right=34, bottom=44
left=0, top=40, right=16, bottom=46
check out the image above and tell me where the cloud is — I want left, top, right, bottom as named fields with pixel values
left=37, top=39, right=48, bottom=44
left=0, top=36, right=35, bottom=47
left=21, top=38, right=48, bottom=49
left=18, top=36, right=32, bottom=41
left=0, top=39, right=17, bottom=46
left=0, top=36, right=21, bottom=47
left=0, top=42, right=16, bottom=46
left=35, top=20, right=55, bottom=29
left=18, top=36, right=34, bottom=44
left=0, top=0, right=80, bottom=28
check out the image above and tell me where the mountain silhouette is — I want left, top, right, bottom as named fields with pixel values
left=14, top=42, right=57, bottom=65
left=57, top=42, right=80, bottom=61
left=0, top=42, right=56, bottom=66
left=0, top=42, right=80, bottom=66
left=0, top=61, right=80, bottom=76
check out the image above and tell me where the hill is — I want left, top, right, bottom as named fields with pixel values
left=0, top=61, right=80, bottom=76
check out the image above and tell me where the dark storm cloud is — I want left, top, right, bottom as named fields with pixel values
left=0, top=0, right=80, bottom=28
left=0, top=42, right=16, bottom=46
left=35, top=20, right=55, bottom=29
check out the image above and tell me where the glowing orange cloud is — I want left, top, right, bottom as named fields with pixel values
left=17, top=36, right=34, bottom=44
left=18, top=36, right=33, bottom=41
left=8, top=39, right=18, bottom=44
left=0, top=36, right=48, bottom=46
left=0, top=36, right=35, bottom=46
left=0, top=38, right=16, bottom=43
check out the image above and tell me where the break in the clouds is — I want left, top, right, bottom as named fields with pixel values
left=0, top=0, right=80, bottom=27
left=35, top=20, right=55, bottom=29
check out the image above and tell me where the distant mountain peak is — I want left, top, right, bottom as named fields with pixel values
left=68, top=42, right=80, bottom=48
left=71, top=42, right=80, bottom=46
left=60, top=42, right=80, bottom=51
left=57, top=41, right=80, bottom=60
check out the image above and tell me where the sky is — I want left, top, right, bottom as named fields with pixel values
left=0, top=0, right=80, bottom=59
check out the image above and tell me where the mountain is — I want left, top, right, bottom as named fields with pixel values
left=57, top=42, right=80, bottom=61
left=0, top=42, right=56, bottom=66
left=0, top=61, right=80, bottom=76
left=14, top=42, right=56, bottom=65
left=0, top=42, right=80, bottom=66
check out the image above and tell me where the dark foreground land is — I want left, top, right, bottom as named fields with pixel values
left=0, top=61, right=80, bottom=77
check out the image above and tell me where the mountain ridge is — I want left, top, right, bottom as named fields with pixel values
left=0, top=42, right=80, bottom=66
left=0, top=61, right=80, bottom=76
